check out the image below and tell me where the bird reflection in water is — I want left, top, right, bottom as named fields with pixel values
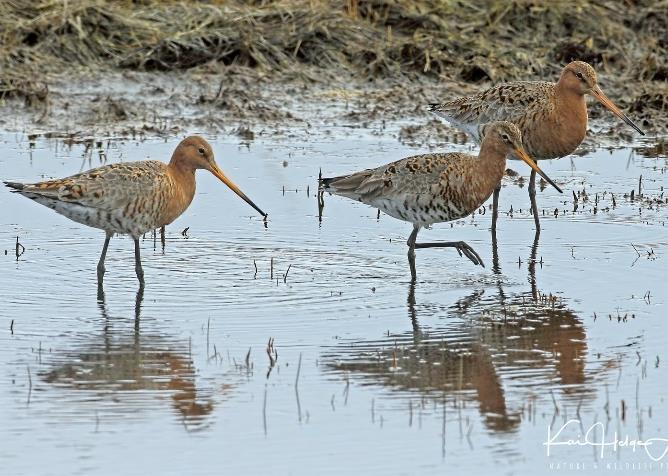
left=42, top=284, right=216, bottom=431
left=324, top=231, right=603, bottom=434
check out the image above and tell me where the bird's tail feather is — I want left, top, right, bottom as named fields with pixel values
left=319, top=170, right=378, bottom=201
left=427, top=103, right=453, bottom=120
left=3, top=181, right=26, bottom=192
left=319, top=176, right=337, bottom=189
left=319, top=171, right=372, bottom=193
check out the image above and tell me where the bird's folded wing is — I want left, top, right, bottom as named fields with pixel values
left=14, top=161, right=169, bottom=211
left=326, top=153, right=469, bottom=202
left=429, top=81, right=553, bottom=138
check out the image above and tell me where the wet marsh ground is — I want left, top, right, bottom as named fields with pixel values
left=0, top=129, right=666, bottom=475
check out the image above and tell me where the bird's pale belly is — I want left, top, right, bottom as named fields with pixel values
left=93, top=208, right=158, bottom=236
left=43, top=196, right=157, bottom=237
left=372, top=196, right=469, bottom=226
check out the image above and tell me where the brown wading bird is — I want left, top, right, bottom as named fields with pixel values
left=4, top=136, right=267, bottom=284
left=428, top=61, right=645, bottom=233
left=320, top=121, right=562, bottom=280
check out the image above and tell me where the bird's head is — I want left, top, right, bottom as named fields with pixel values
left=560, top=61, right=644, bottom=135
left=172, top=136, right=267, bottom=218
left=481, top=121, right=562, bottom=194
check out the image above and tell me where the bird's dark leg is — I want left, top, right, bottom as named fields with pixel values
left=491, top=226, right=501, bottom=275
left=407, top=225, right=419, bottom=281
left=134, top=283, right=144, bottom=332
left=97, top=233, right=112, bottom=283
left=491, top=184, right=500, bottom=234
left=414, top=241, right=485, bottom=267
left=528, top=169, right=541, bottom=233
left=133, top=237, right=145, bottom=284
left=529, top=230, right=540, bottom=302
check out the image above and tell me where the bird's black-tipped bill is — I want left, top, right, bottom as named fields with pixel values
left=591, top=86, right=645, bottom=136
left=210, top=165, right=267, bottom=218
left=514, top=148, right=563, bottom=194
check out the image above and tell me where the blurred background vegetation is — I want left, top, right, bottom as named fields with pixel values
left=1, top=0, right=666, bottom=117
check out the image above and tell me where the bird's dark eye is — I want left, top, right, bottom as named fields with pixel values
left=575, top=72, right=584, bottom=80
left=502, top=134, right=510, bottom=143
left=198, top=147, right=205, bottom=155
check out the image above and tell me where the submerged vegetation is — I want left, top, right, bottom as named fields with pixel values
left=0, top=0, right=666, bottom=130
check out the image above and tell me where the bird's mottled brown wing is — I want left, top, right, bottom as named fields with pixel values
left=16, top=161, right=171, bottom=211
left=429, top=81, right=555, bottom=142
left=323, top=152, right=474, bottom=203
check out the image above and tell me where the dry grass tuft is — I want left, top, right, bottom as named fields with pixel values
left=0, top=0, right=666, bottom=118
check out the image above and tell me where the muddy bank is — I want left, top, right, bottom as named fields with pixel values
left=0, top=68, right=659, bottom=150
left=0, top=1, right=665, bottom=140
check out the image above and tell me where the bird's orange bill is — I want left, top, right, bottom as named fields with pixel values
left=210, top=165, right=267, bottom=218
left=514, top=148, right=563, bottom=194
left=591, top=86, right=645, bottom=136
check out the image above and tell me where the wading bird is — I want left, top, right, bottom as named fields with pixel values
left=320, top=121, right=562, bottom=280
left=4, top=136, right=267, bottom=284
left=428, top=61, right=644, bottom=233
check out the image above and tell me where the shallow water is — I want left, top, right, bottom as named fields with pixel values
left=0, top=131, right=666, bottom=475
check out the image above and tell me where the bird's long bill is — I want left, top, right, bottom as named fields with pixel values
left=514, top=148, right=563, bottom=194
left=210, top=165, right=267, bottom=218
left=591, top=85, right=645, bottom=136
